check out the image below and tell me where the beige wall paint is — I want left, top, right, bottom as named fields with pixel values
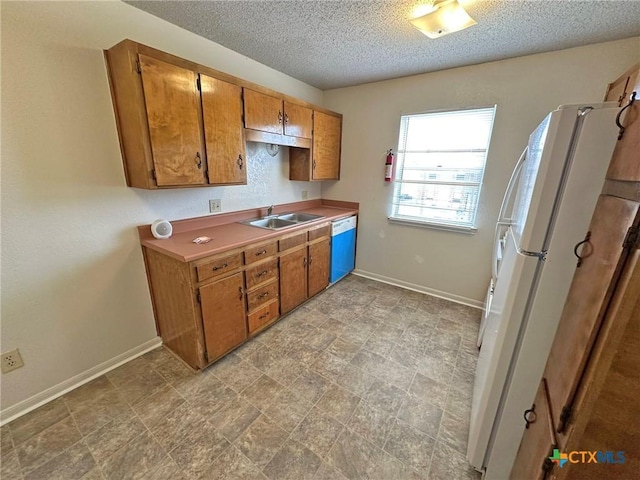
left=322, top=37, right=640, bottom=305
left=1, top=1, right=322, bottom=412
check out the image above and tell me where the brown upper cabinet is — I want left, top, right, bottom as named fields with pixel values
left=290, top=111, right=342, bottom=181
left=604, top=63, right=639, bottom=106
left=243, top=89, right=313, bottom=139
left=104, top=40, right=342, bottom=189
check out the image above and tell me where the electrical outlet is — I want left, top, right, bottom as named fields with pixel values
left=301, top=190, right=308, bottom=200
left=209, top=199, right=221, bottom=213
left=1, top=349, right=24, bottom=374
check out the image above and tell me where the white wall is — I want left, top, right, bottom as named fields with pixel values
left=322, top=37, right=640, bottom=305
left=1, top=1, right=322, bottom=413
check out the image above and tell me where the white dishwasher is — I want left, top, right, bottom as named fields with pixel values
left=330, top=216, right=357, bottom=283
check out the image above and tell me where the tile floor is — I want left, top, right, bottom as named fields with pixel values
left=1, top=275, right=483, bottom=480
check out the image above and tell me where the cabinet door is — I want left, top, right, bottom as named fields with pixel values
left=284, top=102, right=312, bottom=139
left=201, top=75, right=247, bottom=184
left=544, top=195, right=640, bottom=433
left=308, top=238, right=330, bottom=297
left=280, top=247, right=308, bottom=314
left=243, top=89, right=283, bottom=134
left=606, top=69, right=640, bottom=181
left=312, top=112, right=341, bottom=180
left=138, top=55, right=206, bottom=186
left=510, top=380, right=556, bottom=480
left=199, top=272, right=247, bottom=360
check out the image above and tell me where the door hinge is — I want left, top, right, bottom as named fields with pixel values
left=196, top=76, right=201, bottom=91
left=558, top=405, right=572, bottom=432
left=623, top=225, right=640, bottom=249
left=135, top=59, right=141, bottom=74
left=151, top=169, right=157, bottom=181
left=196, top=292, right=201, bottom=304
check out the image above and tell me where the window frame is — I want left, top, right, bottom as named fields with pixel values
left=388, top=105, right=497, bottom=233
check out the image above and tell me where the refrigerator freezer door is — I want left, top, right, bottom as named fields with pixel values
left=467, top=228, right=539, bottom=470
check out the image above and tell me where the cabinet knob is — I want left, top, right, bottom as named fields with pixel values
left=195, top=152, right=202, bottom=169
left=237, top=155, right=243, bottom=170
left=278, top=110, right=283, bottom=125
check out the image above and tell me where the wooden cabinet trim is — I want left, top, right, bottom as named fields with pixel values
left=246, top=278, right=279, bottom=313
left=248, top=300, right=279, bottom=335
left=244, top=241, right=278, bottom=265
left=279, top=231, right=308, bottom=252
left=245, top=258, right=279, bottom=290
left=308, top=223, right=331, bottom=241
left=196, top=251, right=244, bottom=283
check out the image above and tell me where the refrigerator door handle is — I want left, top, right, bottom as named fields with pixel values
left=498, top=147, right=528, bottom=224
left=510, top=228, right=547, bottom=260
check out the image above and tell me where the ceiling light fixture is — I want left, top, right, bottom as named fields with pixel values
left=410, top=0, right=477, bottom=39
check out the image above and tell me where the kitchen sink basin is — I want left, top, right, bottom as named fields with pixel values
left=240, top=212, right=325, bottom=230
left=243, top=218, right=297, bottom=230
left=277, top=212, right=324, bottom=223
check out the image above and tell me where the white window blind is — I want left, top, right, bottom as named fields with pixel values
left=390, top=106, right=496, bottom=230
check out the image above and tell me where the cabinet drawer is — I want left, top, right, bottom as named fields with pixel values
left=279, top=231, right=307, bottom=252
left=247, top=279, right=279, bottom=312
left=246, top=258, right=278, bottom=290
left=308, top=223, right=331, bottom=241
left=248, top=300, right=279, bottom=334
left=196, top=252, right=243, bottom=282
left=244, top=241, right=278, bottom=265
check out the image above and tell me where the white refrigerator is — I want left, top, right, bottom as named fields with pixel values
left=467, top=103, right=620, bottom=479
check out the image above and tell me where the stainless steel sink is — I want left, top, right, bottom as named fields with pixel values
left=277, top=212, right=324, bottom=223
left=240, top=212, right=324, bottom=230
left=243, top=217, right=297, bottom=230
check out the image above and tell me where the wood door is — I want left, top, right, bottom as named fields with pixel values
left=138, top=55, right=206, bottom=186
left=284, top=102, right=312, bottom=138
left=510, top=380, right=556, bottom=480
left=200, top=75, right=247, bottom=184
left=604, top=64, right=639, bottom=106
left=606, top=68, right=640, bottom=181
left=279, top=246, right=308, bottom=314
left=312, top=111, right=342, bottom=180
left=308, top=238, right=330, bottom=297
left=544, top=195, right=640, bottom=434
left=199, top=272, right=247, bottom=361
left=243, top=89, right=283, bottom=134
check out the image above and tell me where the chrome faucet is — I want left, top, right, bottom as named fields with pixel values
left=267, top=205, right=274, bottom=217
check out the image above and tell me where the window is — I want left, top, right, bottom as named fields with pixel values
left=390, top=106, right=496, bottom=232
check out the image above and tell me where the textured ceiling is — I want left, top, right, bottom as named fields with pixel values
left=126, top=0, right=640, bottom=90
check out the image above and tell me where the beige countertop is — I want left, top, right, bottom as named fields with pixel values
left=139, top=200, right=358, bottom=262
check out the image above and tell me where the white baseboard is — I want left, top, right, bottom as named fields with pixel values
left=352, top=269, right=483, bottom=309
left=0, top=337, right=162, bottom=426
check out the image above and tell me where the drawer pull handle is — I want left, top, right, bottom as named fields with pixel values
left=258, top=292, right=269, bottom=299
left=616, top=91, right=636, bottom=140
left=238, top=286, right=243, bottom=300
left=255, top=249, right=267, bottom=256
left=213, top=263, right=228, bottom=271
left=524, top=405, right=537, bottom=429
left=259, top=313, right=269, bottom=320
left=308, top=255, right=313, bottom=265
left=278, top=111, right=283, bottom=124
left=256, top=270, right=269, bottom=277
left=237, top=155, right=243, bottom=170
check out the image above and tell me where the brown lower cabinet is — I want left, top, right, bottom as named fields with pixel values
left=143, top=220, right=335, bottom=369
left=200, top=272, right=246, bottom=360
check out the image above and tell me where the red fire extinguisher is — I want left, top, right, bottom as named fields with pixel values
left=385, top=149, right=394, bottom=182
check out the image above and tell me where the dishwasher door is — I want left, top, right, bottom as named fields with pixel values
left=330, top=216, right=357, bottom=283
